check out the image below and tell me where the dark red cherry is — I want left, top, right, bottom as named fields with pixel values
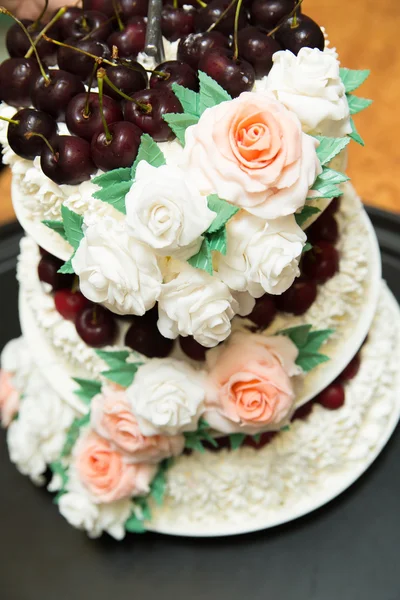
left=195, top=0, right=248, bottom=36
left=307, top=212, right=339, bottom=245
left=177, top=31, right=229, bottom=71
left=57, top=38, right=111, bottom=82
left=107, top=18, right=147, bottom=58
left=179, top=336, right=207, bottom=361
left=38, top=255, right=74, bottom=291
left=316, top=383, right=345, bottom=410
left=337, top=353, right=361, bottom=383
left=41, top=135, right=96, bottom=185
left=6, top=20, right=57, bottom=66
left=124, top=88, right=183, bottom=142
left=238, top=26, right=281, bottom=77
left=248, top=295, right=277, bottom=329
left=120, top=0, right=149, bottom=18
left=275, top=13, right=325, bottom=55
left=83, top=0, right=115, bottom=17
left=324, top=196, right=341, bottom=217
left=54, top=289, right=90, bottom=321
left=57, top=7, right=85, bottom=40
left=244, top=431, right=276, bottom=448
left=7, top=108, right=57, bottom=160
left=199, top=48, right=255, bottom=98
left=301, top=240, right=339, bottom=284
left=150, top=60, right=199, bottom=92
left=125, top=318, right=174, bottom=358
left=104, top=61, right=147, bottom=100
left=161, top=6, right=195, bottom=42
left=75, top=304, right=117, bottom=347
left=250, top=0, right=297, bottom=31
left=91, top=121, right=142, bottom=171
left=31, top=70, right=85, bottom=122
left=275, top=279, right=317, bottom=315
left=0, top=58, right=39, bottom=107
left=66, top=92, right=123, bottom=141
left=60, top=10, right=113, bottom=42
left=292, top=401, right=314, bottom=421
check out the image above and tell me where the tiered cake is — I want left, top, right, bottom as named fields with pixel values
left=1, top=0, right=399, bottom=538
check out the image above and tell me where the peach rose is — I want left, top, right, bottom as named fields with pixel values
left=181, top=91, right=321, bottom=219
left=90, top=387, right=185, bottom=463
left=204, top=332, right=300, bottom=434
left=0, top=370, right=20, bottom=428
left=74, top=431, right=157, bottom=503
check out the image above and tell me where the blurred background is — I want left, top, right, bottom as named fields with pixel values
left=0, top=0, right=399, bottom=226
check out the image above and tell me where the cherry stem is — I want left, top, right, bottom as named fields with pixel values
left=113, top=0, right=124, bottom=31
left=0, top=115, right=20, bottom=126
left=25, top=7, right=67, bottom=60
left=267, top=0, right=303, bottom=36
left=194, top=0, right=207, bottom=7
left=25, top=131, right=55, bottom=155
left=207, top=0, right=237, bottom=33
left=232, top=0, right=243, bottom=60
left=84, top=63, right=98, bottom=117
left=96, top=70, right=113, bottom=143
left=31, top=0, right=49, bottom=30
left=81, top=15, right=117, bottom=41
left=98, top=67, right=152, bottom=113
left=173, top=0, right=178, bottom=9
left=44, top=33, right=110, bottom=65
left=0, top=8, right=50, bottom=84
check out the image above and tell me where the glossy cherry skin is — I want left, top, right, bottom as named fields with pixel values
left=91, top=121, right=142, bottom=171
left=31, top=70, right=85, bottom=122
left=38, top=255, right=74, bottom=291
left=179, top=336, right=207, bottom=361
left=292, top=401, right=314, bottom=421
left=275, top=13, right=325, bottom=55
left=66, top=92, right=123, bottom=141
left=83, top=0, right=115, bottom=17
left=316, top=383, right=345, bottom=410
left=57, top=38, right=111, bottom=82
left=41, top=135, right=96, bottom=185
left=194, top=0, right=248, bottom=36
left=238, top=26, right=281, bottom=76
left=107, top=18, right=147, bottom=58
left=275, top=279, right=317, bottom=315
left=307, top=212, right=339, bottom=245
left=198, top=48, right=255, bottom=98
left=6, top=20, right=57, bottom=66
left=54, top=289, right=90, bottom=321
left=250, top=0, right=297, bottom=30
left=301, top=240, right=339, bottom=284
left=124, top=88, right=183, bottom=142
left=161, top=6, right=195, bottom=42
left=75, top=304, right=117, bottom=348
left=57, top=7, right=85, bottom=40
left=69, top=10, right=113, bottom=42
left=125, top=318, right=174, bottom=358
left=248, top=295, right=277, bottom=329
left=0, top=58, right=39, bottom=107
left=120, top=0, right=149, bottom=18
left=150, top=60, right=199, bottom=92
left=104, top=61, right=147, bottom=100
left=177, top=31, right=229, bottom=71
left=7, top=108, right=57, bottom=160
left=337, top=353, right=361, bottom=383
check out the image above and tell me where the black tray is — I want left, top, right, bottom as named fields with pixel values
left=0, top=209, right=399, bottom=600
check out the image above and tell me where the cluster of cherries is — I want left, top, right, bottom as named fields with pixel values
left=0, top=0, right=325, bottom=184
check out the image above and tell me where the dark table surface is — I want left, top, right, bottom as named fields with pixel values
left=0, top=211, right=400, bottom=600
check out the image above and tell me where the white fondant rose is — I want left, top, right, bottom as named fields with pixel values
left=127, top=358, right=205, bottom=436
left=266, top=48, right=351, bottom=137
left=126, top=162, right=215, bottom=259
left=180, top=91, right=321, bottom=219
left=158, top=261, right=238, bottom=347
left=216, top=212, right=306, bottom=297
left=72, top=217, right=162, bottom=316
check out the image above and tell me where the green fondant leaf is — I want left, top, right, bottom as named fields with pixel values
left=279, top=325, right=333, bottom=373
left=349, top=116, right=365, bottom=146
left=252, top=433, right=262, bottom=444
left=198, top=70, right=232, bottom=114
left=162, top=112, right=199, bottom=146
left=125, top=513, right=147, bottom=533
left=171, top=82, right=200, bottom=116
left=310, top=167, right=349, bottom=199
left=184, top=418, right=217, bottom=453
left=296, top=352, right=330, bottom=372
left=346, top=94, right=373, bottom=115
left=339, top=68, right=370, bottom=93
left=61, top=413, right=91, bottom=458
left=61, top=205, right=84, bottom=251
left=150, top=463, right=168, bottom=506
left=295, top=205, right=321, bottom=227
left=72, top=378, right=102, bottom=405
left=93, top=180, right=131, bottom=214
left=131, top=133, right=166, bottom=179
left=207, top=226, right=227, bottom=255
left=281, top=425, right=290, bottom=432
left=57, top=257, right=75, bottom=274
left=92, top=167, right=131, bottom=187
left=303, top=329, right=334, bottom=353
left=135, top=497, right=152, bottom=521
left=279, top=324, right=312, bottom=348
left=50, top=460, right=69, bottom=489
left=302, top=242, right=313, bottom=253
left=101, top=363, right=143, bottom=388
left=42, top=219, right=67, bottom=241
left=207, top=194, right=239, bottom=233
left=315, top=136, right=350, bottom=166
left=95, top=349, right=130, bottom=370
left=229, top=433, right=246, bottom=450
left=188, top=237, right=213, bottom=275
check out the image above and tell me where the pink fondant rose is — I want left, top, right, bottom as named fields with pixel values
left=74, top=431, right=157, bottom=503
left=204, top=332, right=300, bottom=434
left=0, top=370, right=20, bottom=427
left=181, top=92, right=321, bottom=219
left=90, top=387, right=185, bottom=463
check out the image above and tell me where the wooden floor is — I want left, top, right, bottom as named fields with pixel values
left=0, top=0, right=399, bottom=225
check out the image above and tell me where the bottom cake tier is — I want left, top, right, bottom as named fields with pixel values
left=0, top=281, right=399, bottom=539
